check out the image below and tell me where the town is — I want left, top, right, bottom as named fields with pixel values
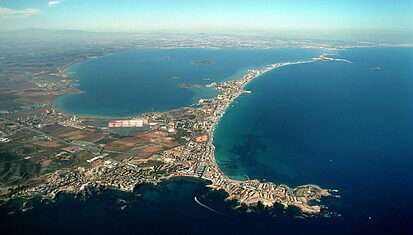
left=0, top=54, right=339, bottom=214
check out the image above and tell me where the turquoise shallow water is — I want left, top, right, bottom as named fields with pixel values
left=2, top=47, right=411, bottom=234
left=55, top=48, right=320, bottom=117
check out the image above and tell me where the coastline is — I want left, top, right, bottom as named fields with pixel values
left=208, top=58, right=322, bottom=182
left=53, top=54, right=118, bottom=119
left=195, top=55, right=343, bottom=213
left=52, top=49, right=179, bottom=119
left=7, top=49, right=352, bottom=214
left=2, top=44, right=412, bottom=234
left=201, top=50, right=360, bottom=211
left=53, top=51, right=263, bottom=119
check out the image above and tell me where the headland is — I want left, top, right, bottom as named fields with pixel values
left=0, top=53, right=349, bottom=214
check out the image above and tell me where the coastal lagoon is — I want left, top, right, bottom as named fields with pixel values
left=2, top=47, right=412, bottom=234
left=55, top=48, right=320, bottom=117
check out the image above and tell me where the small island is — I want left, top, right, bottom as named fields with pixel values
left=178, top=83, right=201, bottom=89
left=192, top=59, right=214, bottom=65
left=0, top=54, right=346, bottom=214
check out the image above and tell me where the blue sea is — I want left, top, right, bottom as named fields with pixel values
left=55, top=48, right=320, bottom=117
left=2, top=47, right=413, bottom=234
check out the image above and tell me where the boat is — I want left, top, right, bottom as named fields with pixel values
left=371, top=66, right=383, bottom=71
left=194, top=196, right=223, bottom=215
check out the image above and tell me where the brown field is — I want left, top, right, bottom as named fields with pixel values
left=43, top=124, right=77, bottom=135
left=58, top=130, right=86, bottom=140
left=106, top=137, right=143, bottom=149
left=62, top=146, right=77, bottom=152
left=105, top=130, right=177, bottom=152
left=43, top=124, right=107, bottom=142
left=32, top=140, right=60, bottom=148
left=65, top=130, right=106, bottom=142
left=138, top=145, right=163, bottom=153
left=160, top=140, right=178, bottom=148
left=15, top=90, right=60, bottom=105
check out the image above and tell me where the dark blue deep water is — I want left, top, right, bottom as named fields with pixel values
left=214, top=47, right=413, bottom=233
left=1, top=47, right=412, bottom=234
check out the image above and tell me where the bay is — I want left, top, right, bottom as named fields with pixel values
left=2, top=47, right=412, bottom=234
left=55, top=48, right=320, bottom=117
left=213, top=46, right=413, bottom=233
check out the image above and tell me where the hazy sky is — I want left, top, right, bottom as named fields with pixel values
left=1, top=0, right=412, bottom=34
